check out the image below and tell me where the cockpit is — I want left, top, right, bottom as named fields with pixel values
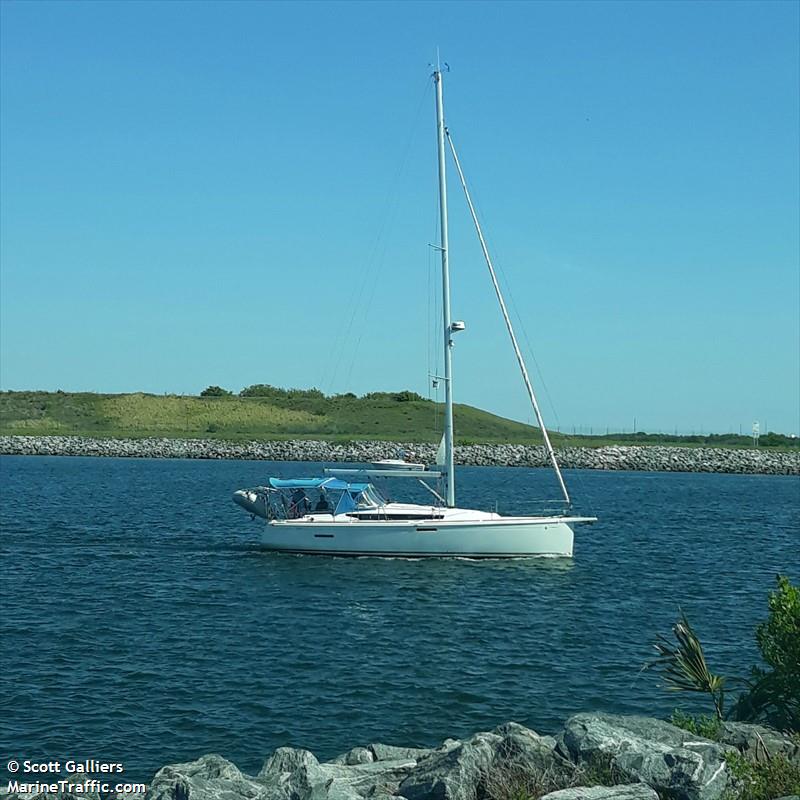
left=262, top=478, right=389, bottom=520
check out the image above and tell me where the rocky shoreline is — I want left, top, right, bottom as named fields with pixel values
left=1, top=435, right=797, bottom=475
left=4, top=714, right=798, bottom=800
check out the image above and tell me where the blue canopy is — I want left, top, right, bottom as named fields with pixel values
left=268, top=477, right=370, bottom=492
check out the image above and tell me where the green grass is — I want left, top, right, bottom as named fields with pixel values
left=0, top=390, right=544, bottom=443
left=670, top=711, right=800, bottom=800
left=670, top=710, right=723, bottom=740
left=1, top=390, right=797, bottom=448
left=725, top=751, right=800, bottom=800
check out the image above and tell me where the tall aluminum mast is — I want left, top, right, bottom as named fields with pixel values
left=445, top=130, right=571, bottom=507
left=434, top=68, right=456, bottom=507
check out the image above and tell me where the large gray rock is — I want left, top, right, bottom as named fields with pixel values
left=540, top=787, right=658, bottom=800
left=259, top=747, right=417, bottom=800
left=491, top=722, right=564, bottom=769
left=398, top=731, right=503, bottom=800
left=557, top=714, right=733, bottom=800
left=147, top=754, right=267, bottom=800
left=399, top=724, right=573, bottom=800
left=333, top=761, right=421, bottom=799
left=329, top=744, right=436, bottom=767
left=258, top=748, right=332, bottom=800
left=368, top=745, right=436, bottom=764
left=330, top=749, right=375, bottom=766
left=718, top=721, right=800, bottom=765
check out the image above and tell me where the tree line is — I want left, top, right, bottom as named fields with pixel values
left=200, top=385, right=428, bottom=403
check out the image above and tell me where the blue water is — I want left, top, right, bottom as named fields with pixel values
left=0, top=456, right=797, bottom=781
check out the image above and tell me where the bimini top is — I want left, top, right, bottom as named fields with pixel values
left=267, top=477, right=370, bottom=492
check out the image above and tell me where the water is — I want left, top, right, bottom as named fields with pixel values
left=0, top=456, right=797, bottom=781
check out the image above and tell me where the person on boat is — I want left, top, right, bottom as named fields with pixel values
left=314, top=490, right=331, bottom=513
left=289, top=488, right=309, bottom=518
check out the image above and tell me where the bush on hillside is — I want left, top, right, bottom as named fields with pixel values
left=240, top=385, right=325, bottom=400
left=362, top=390, right=427, bottom=403
left=200, top=385, right=232, bottom=397
left=239, top=384, right=284, bottom=398
left=286, top=388, right=325, bottom=400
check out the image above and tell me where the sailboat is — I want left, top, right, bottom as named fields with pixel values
left=232, top=67, right=596, bottom=557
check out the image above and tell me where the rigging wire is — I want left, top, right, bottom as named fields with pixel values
left=447, top=132, right=592, bottom=505
left=445, top=130, right=594, bottom=509
left=428, top=202, right=443, bottom=441
left=322, top=78, right=432, bottom=396
left=342, top=81, right=433, bottom=394
left=454, top=145, right=564, bottom=438
left=493, top=254, right=595, bottom=512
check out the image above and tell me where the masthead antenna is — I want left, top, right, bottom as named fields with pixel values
left=430, top=49, right=449, bottom=76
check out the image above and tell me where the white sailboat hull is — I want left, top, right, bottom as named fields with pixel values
left=255, top=516, right=587, bottom=557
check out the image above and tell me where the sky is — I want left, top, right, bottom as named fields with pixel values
left=1, top=0, right=798, bottom=435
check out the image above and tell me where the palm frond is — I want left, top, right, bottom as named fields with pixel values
left=647, top=610, right=726, bottom=719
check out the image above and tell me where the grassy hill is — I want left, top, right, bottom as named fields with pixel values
left=1, top=389, right=796, bottom=449
left=0, top=389, right=544, bottom=444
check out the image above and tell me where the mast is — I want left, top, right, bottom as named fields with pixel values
left=445, top=131, right=572, bottom=507
left=434, top=68, right=456, bottom=507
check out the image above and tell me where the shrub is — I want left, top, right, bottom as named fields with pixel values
left=200, top=385, right=232, bottom=397
left=392, top=390, right=426, bottom=402
left=756, top=576, right=799, bottom=678
left=240, top=385, right=326, bottom=401
left=482, top=764, right=566, bottom=800
left=240, top=384, right=285, bottom=398
left=481, top=750, right=624, bottom=800
left=759, top=432, right=799, bottom=448
left=732, top=575, right=800, bottom=730
left=362, top=392, right=393, bottom=401
left=286, top=387, right=325, bottom=400
left=669, top=710, right=722, bottom=740
left=482, top=759, right=577, bottom=800
left=725, top=751, right=800, bottom=800
left=362, top=390, right=426, bottom=402
left=576, top=751, right=628, bottom=787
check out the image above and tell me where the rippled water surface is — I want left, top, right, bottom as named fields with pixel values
left=1, top=456, right=798, bottom=780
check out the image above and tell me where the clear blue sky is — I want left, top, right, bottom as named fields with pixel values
left=2, top=0, right=798, bottom=435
